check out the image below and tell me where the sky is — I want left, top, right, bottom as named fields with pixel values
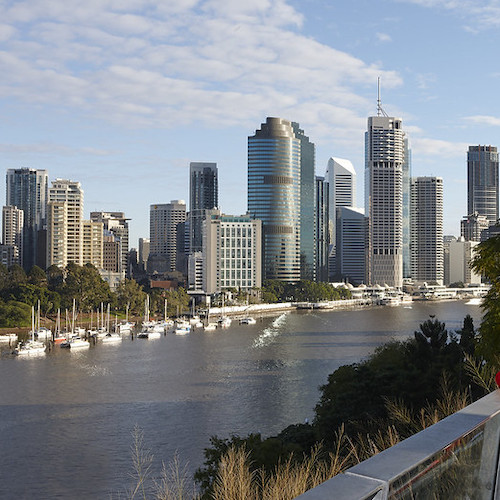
left=2, top=0, right=500, bottom=247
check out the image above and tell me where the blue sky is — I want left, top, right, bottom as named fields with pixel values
left=1, top=0, right=500, bottom=246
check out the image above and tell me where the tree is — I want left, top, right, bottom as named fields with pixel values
left=8, top=264, right=27, bottom=287
left=46, top=265, right=64, bottom=290
left=28, top=265, right=47, bottom=287
left=414, top=316, right=448, bottom=352
left=115, top=279, right=146, bottom=316
left=0, top=300, right=31, bottom=327
left=471, top=235, right=500, bottom=360
left=458, top=314, right=476, bottom=356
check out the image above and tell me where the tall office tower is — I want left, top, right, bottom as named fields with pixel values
left=461, top=212, right=489, bottom=242
left=292, top=122, right=316, bottom=280
left=150, top=200, right=186, bottom=273
left=138, top=238, right=150, bottom=269
left=325, top=157, right=356, bottom=280
left=90, top=212, right=129, bottom=273
left=402, top=138, right=412, bottom=278
left=46, top=201, right=68, bottom=268
left=82, top=220, right=103, bottom=269
left=202, top=211, right=262, bottom=294
left=189, top=162, right=218, bottom=254
left=467, top=145, right=499, bottom=223
left=365, top=107, right=406, bottom=288
left=443, top=235, right=457, bottom=286
left=2, top=206, right=24, bottom=266
left=448, top=238, right=481, bottom=285
left=47, top=179, right=84, bottom=267
left=6, top=168, right=48, bottom=270
left=102, top=232, right=120, bottom=272
left=410, top=177, right=444, bottom=284
left=315, top=176, right=329, bottom=282
left=336, top=207, right=366, bottom=284
left=248, top=117, right=301, bottom=282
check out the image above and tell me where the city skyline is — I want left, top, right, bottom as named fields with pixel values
left=2, top=1, right=500, bottom=246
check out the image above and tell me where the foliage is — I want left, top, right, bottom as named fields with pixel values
left=458, top=314, right=476, bottom=356
left=28, top=265, right=47, bottom=286
left=0, top=300, right=32, bottom=327
left=116, top=279, right=146, bottom=316
left=261, top=280, right=351, bottom=303
left=414, top=316, right=448, bottom=352
left=471, top=234, right=500, bottom=360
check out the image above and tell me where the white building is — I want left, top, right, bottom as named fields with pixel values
left=188, top=251, right=204, bottom=291
left=325, top=157, right=356, bottom=278
left=2, top=205, right=23, bottom=266
left=448, top=238, right=481, bottom=285
left=410, top=177, right=444, bottom=284
left=365, top=113, right=406, bottom=288
left=47, top=179, right=84, bottom=267
left=203, top=212, right=262, bottom=295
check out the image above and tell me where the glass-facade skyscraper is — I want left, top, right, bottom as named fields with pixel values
left=467, top=145, right=499, bottom=224
left=6, top=168, right=48, bottom=271
left=189, top=162, right=218, bottom=253
left=248, top=117, right=302, bottom=282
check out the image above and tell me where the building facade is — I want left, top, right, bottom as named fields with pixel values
left=448, top=238, right=481, bottom=285
left=6, top=168, right=48, bottom=270
left=189, top=162, right=218, bottom=254
left=248, top=117, right=301, bottom=282
left=47, top=179, right=84, bottom=267
left=461, top=212, right=489, bottom=242
left=149, top=201, right=186, bottom=274
left=202, top=212, right=261, bottom=294
left=336, top=206, right=366, bottom=284
left=365, top=115, right=405, bottom=288
left=2, top=205, right=23, bottom=266
left=325, top=157, right=356, bottom=280
left=315, top=176, right=329, bottom=282
left=467, top=145, right=499, bottom=224
left=82, top=220, right=103, bottom=269
left=410, top=177, right=444, bottom=284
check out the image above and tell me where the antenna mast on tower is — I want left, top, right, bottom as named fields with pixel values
left=377, top=77, right=388, bottom=117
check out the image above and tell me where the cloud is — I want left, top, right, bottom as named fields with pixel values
left=376, top=32, right=392, bottom=42
left=0, top=0, right=402, bottom=145
left=464, top=115, right=500, bottom=126
left=0, top=143, right=115, bottom=156
left=410, top=137, right=470, bottom=158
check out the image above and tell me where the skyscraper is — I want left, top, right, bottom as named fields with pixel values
left=2, top=205, right=23, bottom=266
left=315, top=176, right=329, bottom=282
left=410, top=177, right=443, bottom=284
left=365, top=110, right=406, bottom=287
left=6, top=168, right=48, bottom=270
left=47, top=179, right=84, bottom=267
left=325, top=157, right=356, bottom=279
left=467, top=145, right=499, bottom=223
left=248, top=117, right=301, bottom=282
left=189, top=162, right=218, bottom=253
left=149, top=200, right=186, bottom=274
left=292, top=123, right=316, bottom=280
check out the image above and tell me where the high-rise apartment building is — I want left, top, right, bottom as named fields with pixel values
left=402, top=138, right=412, bottom=278
left=6, top=168, right=48, bottom=270
left=315, top=176, right=329, bottom=282
left=90, top=212, right=129, bottom=273
left=189, top=162, right=218, bottom=254
left=325, top=157, right=356, bottom=279
left=138, top=238, right=150, bottom=269
left=467, top=145, right=499, bottom=223
left=448, top=238, right=481, bottom=285
left=365, top=112, right=406, bottom=288
left=410, top=177, right=443, bottom=284
left=47, top=179, right=84, bottom=267
left=2, top=205, right=23, bottom=266
left=82, top=220, right=103, bottom=269
left=202, top=212, right=262, bottom=294
left=248, top=117, right=302, bottom=282
left=149, top=201, right=186, bottom=273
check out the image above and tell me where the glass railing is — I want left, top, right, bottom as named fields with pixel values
left=296, top=390, right=500, bottom=500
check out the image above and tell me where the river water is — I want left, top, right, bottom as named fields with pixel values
left=0, top=300, right=482, bottom=499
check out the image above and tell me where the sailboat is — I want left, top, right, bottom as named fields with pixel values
left=217, top=294, right=232, bottom=328
left=14, top=306, right=46, bottom=356
left=53, top=309, right=67, bottom=344
left=102, top=316, right=122, bottom=343
left=60, top=300, right=90, bottom=349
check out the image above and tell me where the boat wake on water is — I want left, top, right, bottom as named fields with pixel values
left=253, top=313, right=288, bottom=348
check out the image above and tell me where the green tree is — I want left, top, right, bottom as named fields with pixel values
left=458, top=314, right=476, bottom=356
left=28, top=265, right=47, bottom=287
left=61, top=263, right=113, bottom=310
left=0, top=300, right=31, bottom=327
left=414, top=316, right=448, bottom=352
left=8, top=265, right=27, bottom=287
left=46, top=265, right=64, bottom=290
left=471, top=234, right=500, bottom=360
left=115, top=279, right=146, bottom=316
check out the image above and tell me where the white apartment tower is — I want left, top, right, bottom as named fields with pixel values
left=47, top=179, right=84, bottom=267
left=410, top=177, right=444, bottom=284
left=365, top=109, right=405, bottom=288
left=2, top=205, right=24, bottom=266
